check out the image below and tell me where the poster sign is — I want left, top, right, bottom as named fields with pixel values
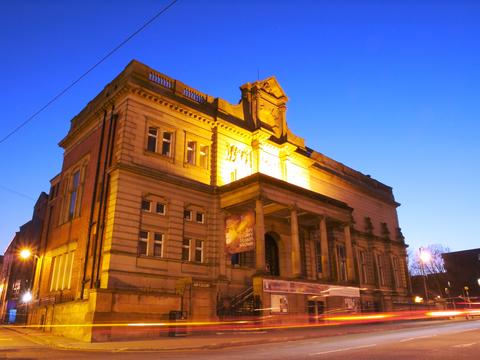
left=271, top=294, right=289, bottom=313
left=263, top=279, right=360, bottom=298
left=225, top=211, right=255, bottom=254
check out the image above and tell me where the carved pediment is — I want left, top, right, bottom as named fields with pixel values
left=257, top=77, right=288, bottom=100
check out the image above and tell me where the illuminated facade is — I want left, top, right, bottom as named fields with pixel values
left=30, top=60, right=410, bottom=341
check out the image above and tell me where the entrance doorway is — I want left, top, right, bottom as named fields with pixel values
left=265, top=233, right=280, bottom=276
left=307, top=300, right=325, bottom=323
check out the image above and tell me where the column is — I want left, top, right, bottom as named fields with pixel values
left=255, top=199, right=265, bottom=272
left=344, top=224, right=355, bottom=281
left=319, top=216, right=330, bottom=280
left=218, top=209, right=226, bottom=278
left=290, top=207, right=301, bottom=277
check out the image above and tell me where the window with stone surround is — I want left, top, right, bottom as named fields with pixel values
left=336, top=244, right=347, bottom=281
left=147, top=127, right=158, bottom=152
left=161, top=132, right=173, bottom=157
left=186, top=141, right=196, bottom=165
left=138, top=230, right=148, bottom=256
left=182, top=239, right=191, bottom=261
left=50, top=251, right=75, bottom=291
left=359, top=250, right=368, bottom=284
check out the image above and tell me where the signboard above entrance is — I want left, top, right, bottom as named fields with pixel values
left=263, top=279, right=360, bottom=298
left=225, top=211, right=255, bottom=254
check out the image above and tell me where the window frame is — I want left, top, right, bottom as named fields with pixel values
left=147, top=127, right=158, bottom=153
left=138, top=230, right=149, bottom=256
left=153, top=232, right=164, bottom=258
left=141, top=199, right=152, bottom=212
left=161, top=131, right=173, bottom=157
left=336, top=244, right=347, bottom=281
left=184, top=210, right=192, bottom=221
left=156, top=202, right=166, bottom=215
left=182, top=238, right=191, bottom=261
left=196, top=211, right=205, bottom=224
left=195, top=240, right=204, bottom=263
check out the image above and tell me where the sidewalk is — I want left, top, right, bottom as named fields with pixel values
left=6, top=319, right=459, bottom=352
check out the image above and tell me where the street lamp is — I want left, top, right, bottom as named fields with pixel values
left=18, top=248, right=38, bottom=325
left=19, top=248, right=32, bottom=260
left=419, top=247, right=431, bottom=305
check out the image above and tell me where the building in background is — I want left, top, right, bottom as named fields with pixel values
left=29, top=60, right=410, bottom=341
left=443, top=248, right=480, bottom=300
left=0, top=193, right=47, bottom=324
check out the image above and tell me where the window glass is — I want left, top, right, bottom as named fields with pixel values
left=141, top=200, right=151, bottom=212
left=68, top=170, right=80, bottom=220
left=196, top=212, right=204, bottom=223
left=182, top=239, right=191, bottom=261
left=147, top=127, right=158, bottom=152
left=156, top=203, right=166, bottom=215
left=195, top=240, right=203, bottom=263
left=154, top=233, right=163, bottom=257
left=161, top=132, right=172, bottom=156
left=199, top=145, right=209, bottom=168
left=184, top=210, right=192, bottom=221
left=187, top=141, right=196, bottom=164
left=337, top=244, right=347, bottom=281
left=138, top=230, right=148, bottom=256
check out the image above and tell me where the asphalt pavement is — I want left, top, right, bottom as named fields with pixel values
left=0, top=319, right=479, bottom=359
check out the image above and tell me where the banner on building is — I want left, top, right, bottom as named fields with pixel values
left=263, top=279, right=360, bottom=298
left=225, top=211, right=255, bottom=254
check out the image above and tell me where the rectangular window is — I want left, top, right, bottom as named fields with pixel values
left=182, top=239, right=191, bottom=261
left=199, top=145, right=209, bottom=168
left=392, top=256, right=400, bottom=288
left=138, top=230, right=148, bottom=256
left=196, top=211, right=205, bottom=224
left=68, top=170, right=80, bottom=220
left=50, top=251, right=75, bottom=291
left=314, top=240, right=322, bottom=273
left=359, top=250, right=368, bottom=284
left=63, top=252, right=74, bottom=290
left=156, top=202, right=166, bottom=215
left=337, top=244, right=347, bottom=281
left=161, top=132, right=172, bottom=156
left=184, top=210, right=192, bottom=221
left=376, top=254, right=386, bottom=286
left=195, top=240, right=204, bottom=263
left=153, top=233, right=163, bottom=257
left=141, top=199, right=151, bottom=212
left=147, top=127, right=158, bottom=152
left=186, top=141, right=196, bottom=165
left=50, top=256, right=59, bottom=291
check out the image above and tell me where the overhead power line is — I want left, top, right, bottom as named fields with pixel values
left=0, top=184, right=35, bottom=200
left=0, top=0, right=180, bottom=145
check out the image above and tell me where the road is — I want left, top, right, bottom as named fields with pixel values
left=1, top=320, right=479, bottom=359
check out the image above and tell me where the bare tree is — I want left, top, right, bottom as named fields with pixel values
left=409, top=244, right=450, bottom=298
left=409, top=244, right=449, bottom=275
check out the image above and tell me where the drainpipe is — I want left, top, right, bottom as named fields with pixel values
left=93, top=107, right=118, bottom=287
left=80, top=109, right=108, bottom=299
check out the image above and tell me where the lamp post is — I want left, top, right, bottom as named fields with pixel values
left=18, top=248, right=38, bottom=325
left=419, top=247, right=431, bottom=306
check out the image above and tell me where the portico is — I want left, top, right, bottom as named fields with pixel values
left=219, top=172, right=360, bottom=315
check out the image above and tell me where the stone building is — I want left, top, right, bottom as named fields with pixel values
left=0, top=192, right=47, bottom=324
left=30, top=60, right=410, bottom=341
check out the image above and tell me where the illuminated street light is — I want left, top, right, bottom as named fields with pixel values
left=419, top=249, right=431, bottom=264
left=19, top=248, right=32, bottom=260
left=414, top=296, right=423, bottom=303
left=22, top=291, right=32, bottom=303
left=419, top=247, right=431, bottom=306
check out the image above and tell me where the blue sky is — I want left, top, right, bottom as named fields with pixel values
left=0, top=0, right=479, bottom=254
